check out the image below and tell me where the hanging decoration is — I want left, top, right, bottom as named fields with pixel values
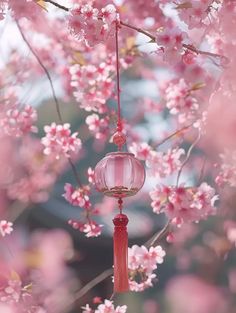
left=94, top=19, right=146, bottom=293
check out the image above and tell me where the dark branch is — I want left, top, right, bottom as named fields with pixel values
left=16, top=20, right=63, bottom=122
left=44, top=0, right=69, bottom=11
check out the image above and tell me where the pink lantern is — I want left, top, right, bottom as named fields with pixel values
left=93, top=21, right=146, bottom=293
left=94, top=152, right=145, bottom=198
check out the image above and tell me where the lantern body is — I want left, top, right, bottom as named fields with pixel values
left=94, top=152, right=145, bottom=198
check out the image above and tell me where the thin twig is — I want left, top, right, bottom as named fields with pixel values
left=176, top=130, right=201, bottom=186
left=120, top=21, right=228, bottom=62
left=16, top=20, right=83, bottom=188
left=75, top=268, right=113, bottom=301
left=68, top=158, right=83, bottom=188
left=182, top=43, right=229, bottom=64
left=145, top=220, right=170, bottom=248
left=16, top=20, right=63, bottom=122
left=197, top=155, right=207, bottom=185
left=120, top=21, right=156, bottom=42
left=44, top=0, right=69, bottom=11
left=155, top=124, right=192, bottom=148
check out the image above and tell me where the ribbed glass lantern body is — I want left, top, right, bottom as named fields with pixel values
left=94, top=152, right=145, bottom=198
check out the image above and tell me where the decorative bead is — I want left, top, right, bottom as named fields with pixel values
left=113, top=213, right=129, bottom=227
left=112, top=131, right=126, bottom=148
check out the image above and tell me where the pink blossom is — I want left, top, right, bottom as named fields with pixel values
left=227, top=227, right=236, bottom=246
left=146, top=148, right=185, bottom=178
left=95, top=300, right=127, bottom=313
left=63, top=183, right=91, bottom=208
left=68, top=220, right=103, bottom=238
left=41, top=123, right=81, bottom=159
left=156, top=27, right=187, bottom=63
left=128, top=245, right=166, bottom=291
left=164, top=78, right=200, bottom=124
left=129, top=142, right=152, bottom=160
left=215, top=150, right=236, bottom=187
left=68, top=3, right=118, bottom=46
left=0, top=104, right=37, bottom=137
left=0, top=221, right=13, bottom=237
left=70, top=58, right=115, bottom=113
left=86, top=113, right=110, bottom=140
left=176, top=0, right=213, bottom=29
left=7, top=136, right=66, bottom=204
left=87, top=167, right=95, bottom=185
left=150, top=183, right=218, bottom=226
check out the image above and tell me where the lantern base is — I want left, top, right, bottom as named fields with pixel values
left=101, top=186, right=139, bottom=198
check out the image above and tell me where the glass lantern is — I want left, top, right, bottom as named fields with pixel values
left=94, top=152, right=146, bottom=198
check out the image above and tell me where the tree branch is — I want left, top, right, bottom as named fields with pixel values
left=75, top=268, right=113, bottom=301
left=16, top=21, right=63, bottom=122
left=44, top=0, right=69, bottom=11
left=145, top=220, right=170, bottom=248
left=16, top=20, right=83, bottom=188
left=176, top=130, right=201, bottom=186
left=155, top=124, right=192, bottom=148
left=41, top=2, right=228, bottom=63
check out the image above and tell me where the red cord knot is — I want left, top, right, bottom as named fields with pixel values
left=113, top=131, right=126, bottom=148
left=113, top=213, right=129, bottom=227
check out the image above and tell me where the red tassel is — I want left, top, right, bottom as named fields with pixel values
left=113, top=213, right=129, bottom=293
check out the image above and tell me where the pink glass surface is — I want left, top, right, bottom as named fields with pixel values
left=94, top=152, right=146, bottom=198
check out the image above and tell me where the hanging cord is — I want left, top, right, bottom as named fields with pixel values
left=118, top=198, right=123, bottom=214
left=113, top=19, right=126, bottom=151
left=115, top=19, right=122, bottom=132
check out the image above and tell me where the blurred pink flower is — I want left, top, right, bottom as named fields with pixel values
left=0, top=221, right=13, bottom=237
left=165, top=275, right=228, bottom=313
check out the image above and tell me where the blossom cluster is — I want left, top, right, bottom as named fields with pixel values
left=86, top=113, right=110, bottom=140
left=63, top=183, right=92, bottom=208
left=41, top=123, right=82, bottom=160
left=8, top=137, right=67, bottom=204
left=70, top=57, right=115, bottom=113
left=128, top=245, right=166, bottom=291
left=0, top=278, right=45, bottom=313
left=176, top=0, right=216, bottom=29
left=64, top=183, right=103, bottom=237
left=164, top=78, right=200, bottom=125
left=0, top=104, right=37, bottom=137
left=156, top=26, right=187, bottom=63
left=150, top=183, right=218, bottom=227
left=68, top=3, right=118, bottom=46
left=82, top=299, right=127, bottom=313
left=215, top=150, right=236, bottom=187
left=129, top=142, right=185, bottom=178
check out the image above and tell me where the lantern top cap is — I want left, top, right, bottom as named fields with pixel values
left=106, top=152, right=135, bottom=157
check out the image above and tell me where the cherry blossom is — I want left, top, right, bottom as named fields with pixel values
left=87, top=167, right=95, bottom=185
left=150, top=183, right=218, bottom=227
left=128, top=245, right=166, bottom=291
left=63, top=183, right=91, bottom=209
left=70, top=57, right=115, bottom=113
left=215, top=150, right=236, bottom=187
left=156, top=26, right=187, bottom=63
left=68, top=3, right=118, bottom=46
left=7, top=137, right=66, bottom=204
left=0, top=220, right=13, bottom=237
left=82, top=299, right=127, bottom=313
left=68, top=219, right=103, bottom=238
left=41, top=123, right=82, bottom=159
left=86, top=113, right=110, bottom=140
left=164, top=78, right=200, bottom=125
left=0, top=104, right=37, bottom=137
left=176, top=0, right=214, bottom=29
left=129, top=142, right=185, bottom=178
